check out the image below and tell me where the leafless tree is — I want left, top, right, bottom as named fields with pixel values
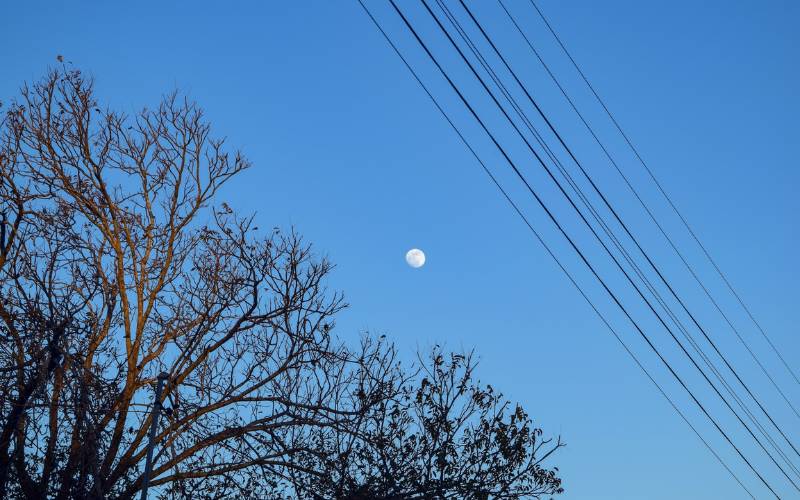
left=0, top=65, right=564, bottom=499
left=285, top=348, right=565, bottom=499
left=0, top=65, right=398, bottom=499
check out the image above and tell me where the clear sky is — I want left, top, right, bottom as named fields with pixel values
left=3, top=1, right=798, bottom=498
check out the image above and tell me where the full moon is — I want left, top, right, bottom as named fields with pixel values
left=405, top=248, right=426, bottom=268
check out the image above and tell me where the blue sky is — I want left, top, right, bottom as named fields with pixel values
left=3, top=1, right=798, bottom=498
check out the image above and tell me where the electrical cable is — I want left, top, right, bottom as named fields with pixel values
left=381, top=0, right=785, bottom=494
left=497, top=0, right=800, bottom=427
left=409, top=0, right=797, bottom=489
left=436, top=0, right=800, bottom=477
left=451, top=0, right=800, bottom=468
left=354, top=3, right=755, bottom=496
left=526, top=0, right=800, bottom=390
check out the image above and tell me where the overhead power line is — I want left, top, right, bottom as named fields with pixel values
left=377, top=0, right=787, bottom=494
left=526, top=0, right=800, bottom=390
left=498, top=0, right=800, bottom=425
left=355, top=2, right=755, bottom=497
left=437, top=0, right=800, bottom=477
left=446, top=0, right=800, bottom=472
left=410, top=0, right=797, bottom=490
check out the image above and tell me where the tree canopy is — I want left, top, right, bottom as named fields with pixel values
left=0, top=65, right=563, bottom=499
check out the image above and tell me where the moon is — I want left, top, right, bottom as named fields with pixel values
left=405, top=248, right=426, bottom=268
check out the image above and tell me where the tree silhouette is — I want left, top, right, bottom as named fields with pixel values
left=286, top=349, right=564, bottom=499
left=0, top=65, right=563, bottom=499
left=0, top=66, right=402, bottom=499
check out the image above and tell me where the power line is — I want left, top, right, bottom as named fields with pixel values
left=361, top=0, right=794, bottom=493
left=381, top=0, right=784, bottom=494
left=412, top=0, right=798, bottom=490
left=447, top=0, right=800, bottom=471
left=354, top=3, right=755, bottom=496
left=497, top=0, right=800, bottom=427
left=526, top=0, right=800, bottom=390
left=436, top=0, right=800, bottom=477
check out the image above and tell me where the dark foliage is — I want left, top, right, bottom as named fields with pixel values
left=287, top=349, right=564, bottom=499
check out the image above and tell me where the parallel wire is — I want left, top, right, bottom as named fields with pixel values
left=525, top=0, right=800, bottom=390
left=452, top=0, right=800, bottom=469
left=355, top=3, right=755, bottom=496
left=500, top=0, right=800, bottom=424
left=411, top=0, right=799, bottom=491
left=380, top=0, right=784, bottom=494
left=437, top=0, right=800, bottom=478
left=500, top=0, right=800, bottom=426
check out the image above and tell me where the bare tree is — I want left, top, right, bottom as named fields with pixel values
left=0, top=65, right=564, bottom=499
left=286, top=348, right=565, bottom=499
left=0, top=66, right=397, bottom=499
